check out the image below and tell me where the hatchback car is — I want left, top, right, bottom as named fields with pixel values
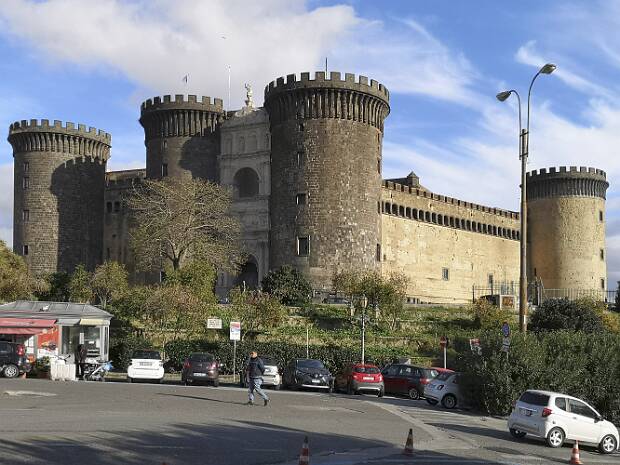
left=0, top=341, right=30, bottom=378
left=240, top=356, right=282, bottom=389
left=127, top=349, right=164, bottom=383
left=181, top=352, right=220, bottom=387
left=381, top=364, right=439, bottom=400
left=424, top=371, right=462, bottom=408
left=508, top=390, right=619, bottom=454
left=335, top=363, right=384, bottom=396
left=283, top=358, right=333, bottom=392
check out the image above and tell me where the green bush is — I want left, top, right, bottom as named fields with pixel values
left=110, top=334, right=153, bottom=370
left=455, top=331, right=620, bottom=424
left=261, top=265, right=312, bottom=306
left=468, top=299, right=513, bottom=330
left=530, top=298, right=605, bottom=333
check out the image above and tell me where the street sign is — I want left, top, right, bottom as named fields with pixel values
left=440, top=336, right=448, bottom=348
left=207, top=318, right=222, bottom=329
left=469, top=338, right=482, bottom=355
left=229, top=321, right=241, bottom=341
left=501, top=337, right=511, bottom=352
left=501, top=321, right=511, bottom=338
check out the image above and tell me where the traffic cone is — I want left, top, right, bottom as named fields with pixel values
left=403, top=428, right=414, bottom=455
left=569, top=440, right=582, bottom=465
left=298, top=435, right=309, bottom=465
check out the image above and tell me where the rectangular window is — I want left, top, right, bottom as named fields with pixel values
left=22, top=210, right=29, bottom=222
left=296, top=151, right=304, bottom=167
left=377, top=158, right=381, bottom=174
left=23, top=161, right=29, bottom=172
left=376, top=244, right=381, bottom=262
left=296, top=193, right=306, bottom=205
left=23, top=244, right=29, bottom=255
left=488, top=274, right=494, bottom=289
left=23, top=177, right=29, bottom=189
left=106, top=202, right=112, bottom=214
left=600, top=249, right=605, bottom=260
left=442, top=268, right=449, bottom=281
left=599, top=210, right=604, bottom=222
left=113, top=201, right=120, bottom=213
left=601, top=278, right=605, bottom=290
left=297, top=236, right=310, bottom=257
left=162, top=163, right=168, bottom=177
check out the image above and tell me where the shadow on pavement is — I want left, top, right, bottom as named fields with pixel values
left=158, top=392, right=248, bottom=405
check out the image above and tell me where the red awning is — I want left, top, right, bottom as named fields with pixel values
left=0, top=318, right=56, bottom=336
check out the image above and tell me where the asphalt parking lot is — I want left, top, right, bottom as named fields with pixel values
left=1, top=378, right=619, bottom=464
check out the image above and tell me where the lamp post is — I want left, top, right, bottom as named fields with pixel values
left=497, top=63, right=556, bottom=333
left=358, top=295, right=369, bottom=364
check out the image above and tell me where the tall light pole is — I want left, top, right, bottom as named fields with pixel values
left=358, top=295, right=369, bottom=364
left=497, top=63, right=556, bottom=333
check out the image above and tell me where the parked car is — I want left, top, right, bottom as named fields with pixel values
left=127, top=349, right=164, bottom=383
left=430, top=367, right=454, bottom=375
left=508, top=390, right=619, bottom=454
left=240, top=356, right=282, bottom=390
left=424, top=371, right=462, bottom=408
left=181, top=352, right=220, bottom=387
left=335, top=363, right=384, bottom=396
left=381, top=364, right=439, bottom=400
left=0, top=341, right=30, bottom=378
left=283, top=358, right=333, bottom=392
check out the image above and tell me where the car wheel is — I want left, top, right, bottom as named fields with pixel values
left=274, top=384, right=281, bottom=391
left=599, top=434, right=617, bottom=454
left=3, top=364, right=19, bottom=378
left=213, top=380, right=219, bottom=387
left=408, top=387, right=420, bottom=400
left=157, top=379, right=162, bottom=384
left=546, top=427, right=565, bottom=448
left=509, top=428, right=527, bottom=439
left=442, top=394, right=457, bottom=409
left=328, top=384, right=334, bottom=394
left=378, top=389, right=384, bottom=398
left=127, top=377, right=132, bottom=383
left=426, top=399, right=438, bottom=406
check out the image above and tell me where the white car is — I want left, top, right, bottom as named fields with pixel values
left=241, top=357, right=282, bottom=389
left=127, top=349, right=165, bottom=383
left=424, top=371, right=462, bottom=409
left=508, top=390, right=619, bottom=454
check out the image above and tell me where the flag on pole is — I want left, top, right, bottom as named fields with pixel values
left=182, top=74, right=189, bottom=84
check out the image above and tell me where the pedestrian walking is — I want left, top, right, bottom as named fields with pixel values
left=76, top=343, right=87, bottom=380
left=245, top=351, right=269, bottom=406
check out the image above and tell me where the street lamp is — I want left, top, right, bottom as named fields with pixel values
left=497, top=63, right=556, bottom=333
left=357, top=295, right=369, bottom=364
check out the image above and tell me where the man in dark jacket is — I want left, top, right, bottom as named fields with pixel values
left=245, top=351, right=269, bottom=406
left=76, top=344, right=88, bottom=380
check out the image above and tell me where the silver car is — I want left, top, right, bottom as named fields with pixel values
left=424, top=371, right=462, bottom=409
left=241, top=356, right=281, bottom=390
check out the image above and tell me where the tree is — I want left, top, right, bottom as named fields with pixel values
left=529, top=298, right=605, bottom=333
left=380, top=272, right=409, bottom=331
left=36, top=272, right=71, bottom=302
left=332, top=270, right=361, bottom=302
left=261, top=265, right=312, bottom=306
left=127, top=177, right=241, bottom=271
left=0, top=240, right=32, bottom=302
left=164, top=260, right=217, bottom=305
left=91, top=261, right=128, bottom=309
left=228, top=288, right=284, bottom=340
left=68, top=265, right=92, bottom=303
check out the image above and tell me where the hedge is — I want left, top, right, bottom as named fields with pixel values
left=455, top=331, right=620, bottom=425
left=162, top=339, right=415, bottom=375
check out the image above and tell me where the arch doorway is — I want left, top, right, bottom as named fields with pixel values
left=234, top=256, right=259, bottom=290
left=233, top=167, right=259, bottom=199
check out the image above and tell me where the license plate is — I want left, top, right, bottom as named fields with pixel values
left=139, top=362, right=151, bottom=366
left=363, top=377, right=374, bottom=381
left=311, top=379, right=321, bottom=383
left=193, top=373, right=206, bottom=377
left=520, top=408, right=532, bottom=416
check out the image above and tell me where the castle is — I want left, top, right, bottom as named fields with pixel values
left=7, top=71, right=610, bottom=304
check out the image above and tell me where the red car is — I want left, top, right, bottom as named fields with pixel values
left=334, top=363, right=384, bottom=397
left=381, top=364, right=441, bottom=400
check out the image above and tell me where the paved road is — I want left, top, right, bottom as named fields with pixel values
left=1, top=379, right=619, bottom=465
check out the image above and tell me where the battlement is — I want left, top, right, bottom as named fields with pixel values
left=8, top=119, right=111, bottom=144
left=105, top=168, right=146, bottom=189
left=140, top=94, right=224, bottom=115
left=382, top=180, right=519, bottom=220
left=527, top=166, right=609, bottom=200
left=264, top=71, right=389, bottom=102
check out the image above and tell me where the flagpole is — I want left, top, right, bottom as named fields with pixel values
left=227, top=65, right=231, bottom=117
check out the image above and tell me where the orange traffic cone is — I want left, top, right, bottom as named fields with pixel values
left=569, top=440, right=582, bottom=465
left=403, top=428, right=414, bottom=455
left=298, top=435, right=309, bottom=465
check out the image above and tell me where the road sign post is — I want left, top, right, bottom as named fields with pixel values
left=440, top=336, right=448, bottom=369
left=230, top=321, right=241, bottom=383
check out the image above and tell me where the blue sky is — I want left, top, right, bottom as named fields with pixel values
left=0, top=0, right=619, bottom=284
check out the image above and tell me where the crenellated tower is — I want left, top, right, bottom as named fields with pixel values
left=264, top=71, right=390, bottom=289
left=527, top=166, right=609, bottom=293
left=139, top=94, right=224, bottom=181
left=8, top=119, right=110, bottom=274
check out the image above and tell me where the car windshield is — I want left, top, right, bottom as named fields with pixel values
left=353, top=366, right=380, bottom=374
left=298, top=359, right=324, bottom=369
left=189, top=353, right=214, bottom=362
left=132, top=350, right=161, bottom=360
left=435, top=372, right=453, bottom=381
left=425, top=369, right=439, bottom=378
left=261, top=358, right=277, bottom=366
left=519, top=391, right=550, bottom=406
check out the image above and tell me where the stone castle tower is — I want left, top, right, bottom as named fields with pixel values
left=8, top=120, right=110, bottom=275
left=264, top=72, right=390, bottom=289
left=527, top=166, right=609, bottom=293
left=139, top=95, right=224, bottom=181
left=5, top=71, right=611, bottom=303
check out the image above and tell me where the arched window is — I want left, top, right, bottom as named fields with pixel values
left=406, top=207, right=411, bottom=218
left=233, top=167, right=260, bottom=198
left=425, top=211, right=431, bottom=222
left=399, top=205, right=405, bottom=216
left=438, top=214, right=443, bottom=225
left=466, top=220, right=471, bottom=231
left=413, top=209, right=418, bottom=219
left=234, top=255, right=259, bottom=289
